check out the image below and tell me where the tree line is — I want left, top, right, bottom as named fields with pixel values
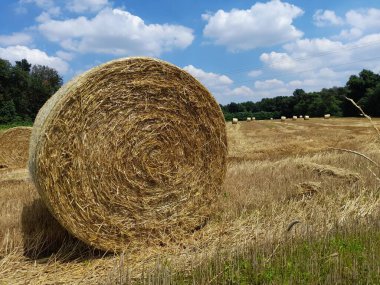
left=0, top=58, right=62, bottom=123
left=221, top=69, right=380, bottom=120
left=1, top=58, right=379, bottom=124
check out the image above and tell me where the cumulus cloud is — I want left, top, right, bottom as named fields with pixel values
left=248, top=70, right=262, bottom=77
left=0, top=33, right=32, bottom=46
left=260, top=52, right=296, bottom=70
left=253, top=31, right=380, bottom=100
left=313, top=10, right=344, bottom=27
left=56, top=50, right=74, bottom=61
left=254, top=79, right=284, bottom=89
left=345, top=8, right=380, bottom=32
left=260, top=38, right=350, bottom=73
left=183, top=65, right=255, bottom=103
left=66, top=0, right=109, bottom=13
left=202, top=0, right=303, bottom=51
left=183, top=65, right=233, bottom=88
left=0, top=45, right=69, bottom=74
left=37, top=8, right=194, bottom=56
left=19, top=0, right=60, bottom=16
left=314, top=8, right=380, bottom=41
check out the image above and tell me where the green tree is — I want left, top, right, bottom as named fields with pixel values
left=344, top=69, right=380, bottom=116
left=362, top=83, right=380, bottom=116
left=0, top=100, right=16, bottom=122
left=28, top=64, right=62, bottom=118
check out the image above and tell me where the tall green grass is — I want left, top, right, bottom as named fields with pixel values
left=133, top=223, right=380, bottom=284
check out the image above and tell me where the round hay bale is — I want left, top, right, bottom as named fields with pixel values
left=324, top=114, right=331, bottom=119
left=252, top=117, right=256, bottom=121
left=232, top=118, right=238, bottom=124
left=299, top=115, right=303, bottom=118
left=246, top=117, right=252, bottom=121
left=29, top=57, right=227, bottom=252
left=281, top=116, right=286, bottom=122
left=270, top=118, right=274, bottom=120
left=292, top=116, right=297, bottom=120
left=304, top=115, right=310, bottom=120
left=0, top=127, right=32, bottom=169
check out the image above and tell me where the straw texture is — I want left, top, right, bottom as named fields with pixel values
left=28, top=57, right=227, bottom=252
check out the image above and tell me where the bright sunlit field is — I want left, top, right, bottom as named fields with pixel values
left=1, top=117, right=380, bottom=284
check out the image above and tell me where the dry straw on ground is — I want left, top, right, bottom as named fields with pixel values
left=28, top=57, right=228, bottom=252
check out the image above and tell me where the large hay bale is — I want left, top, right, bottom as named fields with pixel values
left=29, top=57, right=227, bottom=252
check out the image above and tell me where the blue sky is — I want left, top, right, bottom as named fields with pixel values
left=1, top=0, right=380, bottom=104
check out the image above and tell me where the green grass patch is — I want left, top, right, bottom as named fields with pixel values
left=139, top=225, right=380, bottom=284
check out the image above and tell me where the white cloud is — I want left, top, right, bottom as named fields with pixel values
left=335, top=28, right=363, bottom=41
left=66, top=0, right=109, bottom=13
left=0, top=33, right=32, bottom=46
left=345, top=8, right=380, bottom=32
left=202, top=0, right=303, bottom=51
left=248, top=70, right=262, bottom=77
left=20, top=0, right=60, bottom=16
left=261, top=36, right=380, bottom=74
left=260, top=52, right=296, bottom=70
left=230, top=86, right=254, bottom=97
left=313, top=10, right=344, bottom=27
left=56, top=50, right=74, bottom=61
left=254, top=79, right=284, bottom=89
left=183, top=65, right=255, bottom=103
left=183, top=65, right=233, bottom=88
left=251, top=31, right=380, bottom=101
left=315, top=8, right=380, bottom=40
left=38, top=8, right=194, bottom=56
left=0, top=45, right=69, bottom=74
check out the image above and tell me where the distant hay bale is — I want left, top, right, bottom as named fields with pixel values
left=304, top=115, right=310, bottom=120
left=270, top=118, right=274, bottom=120
left=232, top=118, right=238, bottom=124
left=324, top=114, right=331, bottom=119
left=246, top=117, right=252, bottom=121
left=0, top=127, right=32, bottom=169
left=299, top=115, right=303, bottom=118
left=281, top=116, right=286, bottom=122
left=292, top=116, right=297, bottom=120
left=28, top=57, right=228, bottom=252
left=252, top=117, right=256, bottom=120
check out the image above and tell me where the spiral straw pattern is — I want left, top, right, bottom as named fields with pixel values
left=29, top=57, right=227, bottom=252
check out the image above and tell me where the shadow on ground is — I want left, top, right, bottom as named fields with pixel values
left=21, top=198, right=106, bottom=262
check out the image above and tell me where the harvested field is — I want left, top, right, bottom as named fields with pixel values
left=1, top=117, right=380, bottom=284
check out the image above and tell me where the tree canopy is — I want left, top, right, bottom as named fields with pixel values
left=0, top=58, right=62, bottom=123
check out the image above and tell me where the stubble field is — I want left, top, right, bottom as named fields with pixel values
left=0, top=117, right=379, bottom=284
